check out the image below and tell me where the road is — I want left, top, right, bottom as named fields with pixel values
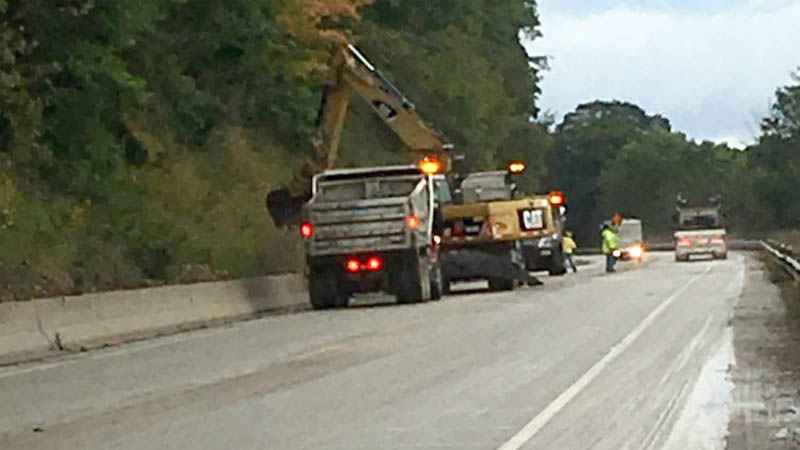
left=0, top=252, right=745, bottom=450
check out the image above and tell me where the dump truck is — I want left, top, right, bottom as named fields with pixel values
left=299, top=165, right=444, bottom=308
left=265, top=43, right=454, bottom=308
left=674, top=195, right=728, bottom=261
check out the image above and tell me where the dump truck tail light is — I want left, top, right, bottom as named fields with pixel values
left=300, top=222, right=314, bottom=239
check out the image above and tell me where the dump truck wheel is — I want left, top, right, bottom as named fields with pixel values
left=441, top=273, right=452, bottom=296
left=309, top=268, right=347, bottom=309
left=430, top=262, right=443, bottom=301
left=396, top=253, right=430, bottom=303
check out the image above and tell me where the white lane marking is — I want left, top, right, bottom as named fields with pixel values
left=496, top=265, right=714, bottom=450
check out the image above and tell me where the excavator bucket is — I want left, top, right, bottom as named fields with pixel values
left=266, top=188, right=309, bottom=227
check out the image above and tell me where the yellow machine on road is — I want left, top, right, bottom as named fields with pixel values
left=439, top=166, right=564, bottom=291
left=518, top=191, right=569, bottom=276
left=265, top=43, right=558, bottom=305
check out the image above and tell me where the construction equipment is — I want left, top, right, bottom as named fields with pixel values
left=518, top=191, right=569, bottom=275
left=265, top=43, right=454, bottom=308
left=299, top=164, right=446, bottom=308
left=440, top=165, right=551, bottom=291
left=266, top=43, right=452, bottom=227
left=674, top=195, right=728, bottom=261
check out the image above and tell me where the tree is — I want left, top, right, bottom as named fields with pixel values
left=750, top=68, right=800, bottom=229
left=344, top=0, right=547, bottom=171
left=598, top=132, right=751, bottom=236
left=761, top=68, right=800, bottom=140
left=548, top=101, right=671, bottom=241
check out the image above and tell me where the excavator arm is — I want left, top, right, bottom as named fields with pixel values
left=267, top=43, right=452, bottom=226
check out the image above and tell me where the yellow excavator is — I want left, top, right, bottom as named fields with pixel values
left=266, top=43, right=453, bottom=227
left=266, top=43, right=543, bottom=307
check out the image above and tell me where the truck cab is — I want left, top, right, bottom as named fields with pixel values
left=300, top=165, right=443, bottom=308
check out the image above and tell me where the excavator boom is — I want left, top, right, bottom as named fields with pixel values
left=268, top=43, right=452, bottom=226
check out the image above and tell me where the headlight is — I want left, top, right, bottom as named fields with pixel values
left=538, top=237, right=553, bottom=248
left=628, top=245, right=643, bottom=259
left=612, top=250, right=622, bottom=258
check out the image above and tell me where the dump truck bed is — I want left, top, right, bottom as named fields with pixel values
left=307, top=197, right=416, bottom=255
left=304, top=167, right=431, bottom=257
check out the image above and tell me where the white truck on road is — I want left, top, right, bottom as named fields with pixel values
left=617, top=218, right=645, bottom=261
left=674, top=197, right=727, bottom=262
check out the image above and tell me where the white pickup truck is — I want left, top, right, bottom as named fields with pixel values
left=674, top=206, right=727, bottom=262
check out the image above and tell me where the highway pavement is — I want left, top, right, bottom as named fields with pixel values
left=0, top=252, right=745, bottom=450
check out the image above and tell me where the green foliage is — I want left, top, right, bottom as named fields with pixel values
left=762, top=68, right=800, bottom=140
left=548, top=101, right=672, bottom=240
left=0, top=1, right=544, bottom=300
left=347, top=0, right=547, bottom=172
left=551, top=80, right=800, bottom=242
left=598, top=132, right=755, bottom=236
left=748, top=68, right=800, bottom=230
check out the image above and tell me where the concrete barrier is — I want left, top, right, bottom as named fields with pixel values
left=0, top=274, right=306, bottom=364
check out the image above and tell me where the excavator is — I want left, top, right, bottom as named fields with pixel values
left=265, top=43, right=458, bottom=308
left=265, top=43, right=541, bottom=308
left=266, top=43, right=453, bottom=227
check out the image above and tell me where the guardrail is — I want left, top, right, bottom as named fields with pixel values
left=762, top=240, right=800, bottom=280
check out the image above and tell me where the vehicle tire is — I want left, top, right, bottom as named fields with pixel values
left=548, top=247, right=568, bottom=276
left=488, top=277, right=515, bottom=291
left=675, top=254, right=688, bottom=262
left=430, top=262, right=443, bottom=301
left=396, top=252, right=430, bottom=304
left=521, top=245, right=537, bottom=271
left=309, top=267, right=347, bottom=309
left=441, top=273, right=452, bottom=296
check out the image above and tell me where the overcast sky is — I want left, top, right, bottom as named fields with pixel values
left=525, top=0, right=800, bottom=148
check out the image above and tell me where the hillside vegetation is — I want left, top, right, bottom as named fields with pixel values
left=1, top=0, right=796, bottom=301
left=0, top=0, right=547, bottom=300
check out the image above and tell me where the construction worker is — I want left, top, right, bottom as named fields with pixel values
left=563, top=231, right=578, bottom=273
left=601, top=222, right=620, bottom=273
left=611, top=211, right=623, bottom=228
